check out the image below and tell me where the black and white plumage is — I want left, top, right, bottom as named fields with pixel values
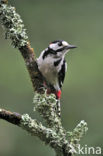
left=37, top=40, right=76, bottom=99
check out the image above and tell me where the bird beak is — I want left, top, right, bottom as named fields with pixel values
left=65, top=45, right=77, bottom=49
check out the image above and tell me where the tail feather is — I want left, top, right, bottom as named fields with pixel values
left=56, top=100, right=61, bottom=117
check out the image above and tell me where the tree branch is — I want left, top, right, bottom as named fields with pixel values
left=0, top=107, right=88, bottom=156
left=0, top=108, right=71, bottom=156
left=19, top=44, right=44, bottom=93
left=0, top=0, right=44, bottom=93
left=0, top=0, right=88, bottom=156
left=0, top=92, right=88, bottom=156
left=0, top=109, right=21, bottom=125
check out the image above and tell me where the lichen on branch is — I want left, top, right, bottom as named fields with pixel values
left=68, top=120, right=88, bottom=154
left=0, top=0, right=44, bottom=93
left=0, top=0, right=28, bottom=48
left=33, top=91, right=64, bottom=132
left=20, top=113, right=88, bottom=156
left=0, top=106, right=88, bottom=156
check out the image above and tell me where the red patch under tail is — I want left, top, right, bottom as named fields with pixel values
left=55, top=90, right=61, bottom=99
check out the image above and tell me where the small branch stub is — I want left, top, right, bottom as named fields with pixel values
left=0, top=109, right=21, bottom=125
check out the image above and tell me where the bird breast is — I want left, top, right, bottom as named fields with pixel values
left=37, top=57, right=58, bottom=86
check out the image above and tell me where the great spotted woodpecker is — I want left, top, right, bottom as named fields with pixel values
left=37, top=40, right=76, bottom=100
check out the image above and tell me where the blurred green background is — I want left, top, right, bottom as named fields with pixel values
left=0, top=0, right=103, bottom=155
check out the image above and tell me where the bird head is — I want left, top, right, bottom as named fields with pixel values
left=48, top=40, right=77, bottom=58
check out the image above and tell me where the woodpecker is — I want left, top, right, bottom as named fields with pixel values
left=37, top=40, right=77, bottom=100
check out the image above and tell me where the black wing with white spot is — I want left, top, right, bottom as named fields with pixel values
left=58, top=59, right=67, bottom=89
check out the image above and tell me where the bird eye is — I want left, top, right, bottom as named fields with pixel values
left=58, top=42, right=62, bottom=46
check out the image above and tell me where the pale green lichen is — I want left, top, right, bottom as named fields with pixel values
left=69, top=120, right=88, bottom=143
left=21, top=114, right=73, bottom=155
left=19, top=97, right=88, bottom=156
left=33, top=91, right=57, bottom=124
left=21, top=114, right=62, bottom=147
left=68, top=120, right=88, bottom=155
left=33, top=91, right=88, bottom=155
left=0, top=2, right=28, bottom=48
left=33, top=91, right=65, bottom=135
